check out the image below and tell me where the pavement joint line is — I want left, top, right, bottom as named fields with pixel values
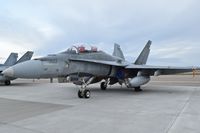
left=1, top=122, right=46, bottom=133
left=0, top=122, right=43, bottom=133
left=165, top=88, right=196, bottom=133
left=0, top=97, right=70, bottom=107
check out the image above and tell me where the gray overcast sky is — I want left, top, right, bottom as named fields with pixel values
left=0, top=0, right=199, bottom=66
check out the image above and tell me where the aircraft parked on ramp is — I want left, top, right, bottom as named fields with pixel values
left=0, top=51, right=33, bottom=85
left=2, top=41, right=198, bottom=98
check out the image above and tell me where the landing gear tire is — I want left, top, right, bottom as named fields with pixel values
left=78, top=89, right=91, bottom=99
left=84, top=89, right=90, bottom=99
left=4, top=80, right=11, bottom=86
left=78, top=90, right=84, bottom=98
left=100, top=82, right=107, bottom=90
left=134, top=87, right=143, bottom=92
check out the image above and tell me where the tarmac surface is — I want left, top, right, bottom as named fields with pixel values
left=0, top=75, right=200, bottom=133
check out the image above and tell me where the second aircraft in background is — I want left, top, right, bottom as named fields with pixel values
left=0, top=51, right=33, bottom=85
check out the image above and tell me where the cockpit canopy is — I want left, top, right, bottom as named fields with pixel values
left=65, top=45, right=98, bottom=54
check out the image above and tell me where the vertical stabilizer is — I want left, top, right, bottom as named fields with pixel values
left=113, top=43, right=125, bottom=60
left=134, top=40, right=152, bottom=65
left=16, top=51, right=34, bottom=64
left=4, top=53, right=18, bottom=66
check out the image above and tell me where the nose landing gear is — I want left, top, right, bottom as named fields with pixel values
left=77, top=77, right=94, bottom=99
left=78, top=89, right=90, bottom=99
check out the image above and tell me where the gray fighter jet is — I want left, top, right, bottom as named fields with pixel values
left=0, top=51, right=33, bottom=85
left=2, top=41, right=197, bottom=98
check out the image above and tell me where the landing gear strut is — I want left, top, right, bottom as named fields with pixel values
left=100, top=82, right=107, bottom=90
left=77, top=77, right=94, bottom=99
left=134, top=86, right=143, bottom=92
left=4, top=80, right=11, bottom=86
left=78, top=89, right=90, bottom=98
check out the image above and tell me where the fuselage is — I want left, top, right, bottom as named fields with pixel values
left=2, top=50, right=126, bottom=79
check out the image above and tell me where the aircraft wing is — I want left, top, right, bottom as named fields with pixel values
left=69, top=58, right=196, bottom=76
left=126, top=64, right=196, bottom=75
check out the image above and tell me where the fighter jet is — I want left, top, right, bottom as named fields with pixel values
left=0, top=51, right=33, bottom=85
left=2, top=41, right=197, bottom=98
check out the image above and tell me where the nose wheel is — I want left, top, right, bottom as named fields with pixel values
left=77, top=76, right=94, bottom=99
left=78, top=89, right=90, bottom=99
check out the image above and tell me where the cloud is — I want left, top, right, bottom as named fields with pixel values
left=0, top=0, right=199, bottom=66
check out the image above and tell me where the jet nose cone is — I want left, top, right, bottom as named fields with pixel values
left=2, top=67, right=14, bottom=77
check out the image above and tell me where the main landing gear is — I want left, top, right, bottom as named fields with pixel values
left=100, top=82, right=107, bottom=90
left=100, top=79, right=110, bottom=90
left=134, top=86, right=143, bottom=92
left=4, top=80, right=11, bottom=86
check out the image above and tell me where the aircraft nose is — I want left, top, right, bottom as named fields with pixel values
left=2, top=67, right=14, bottom=77
left=2, top=60, right=43, bottom=79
